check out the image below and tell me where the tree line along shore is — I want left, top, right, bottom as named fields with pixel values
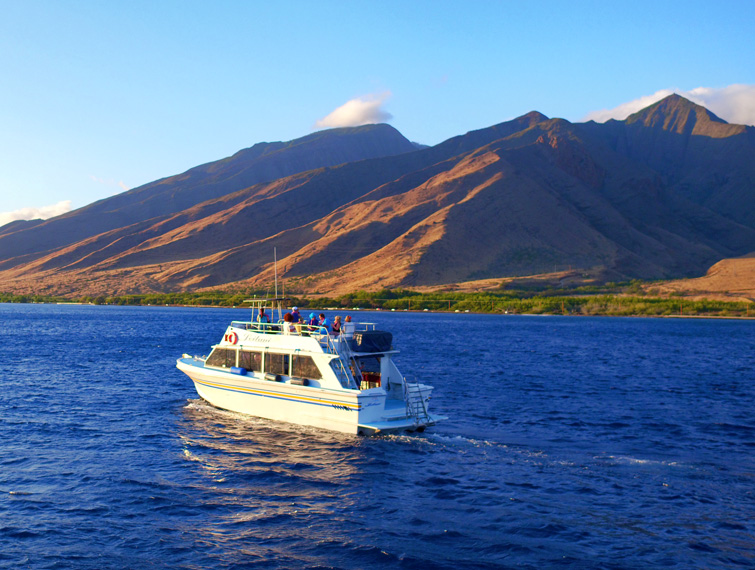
left=2, top=285, right=753, bottom=318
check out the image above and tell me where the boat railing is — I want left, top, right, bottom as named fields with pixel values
left=325, top=337, right=358, bottom=389
left=230, top=320, right=376, bottom=338
left=231, top=321, right=282, bottom=333
left=404, top=382, right=431, bottom=426
left=226, top=318, right=389, bottom=390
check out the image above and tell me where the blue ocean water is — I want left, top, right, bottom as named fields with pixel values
left=1, top=303, right=753, bottom=569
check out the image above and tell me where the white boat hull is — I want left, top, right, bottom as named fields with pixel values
left=177, top=357, right=438, bottom=435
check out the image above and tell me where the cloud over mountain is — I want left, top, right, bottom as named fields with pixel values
left=687, top=85, right=755, bottom=126
left=90, top=175, right=130, bottom=191
left=584, top=85, right=755, bottom=126
left=0, top=200, right=72, bottom=227
left=314, top=92, right=393, bottom=128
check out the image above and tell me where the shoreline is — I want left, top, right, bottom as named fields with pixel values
left=2, top=299, right=754, bottom=321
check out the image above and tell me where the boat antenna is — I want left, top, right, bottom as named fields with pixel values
left=274, top=247, right=278, bottom=299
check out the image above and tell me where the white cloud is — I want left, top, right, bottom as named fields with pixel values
left=0, top=200, right=72, bottom=227
left=583, top=84, right=755, bottom=126
left=583, top=89, right=676, bottom=123
left=90, top=175, right=130, bottom=191
left=686, top=85, right=755, bottom=126
left=314, top=92, right=393, bottom=129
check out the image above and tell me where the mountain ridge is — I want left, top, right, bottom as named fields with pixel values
left=0, top=123, right=418, bottom=265
left=1, top=94, right=754, bottom=296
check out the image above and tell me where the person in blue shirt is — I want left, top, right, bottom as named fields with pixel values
left=318, top=313, right=329, bottom=333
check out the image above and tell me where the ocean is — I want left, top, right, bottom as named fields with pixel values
left=1, top=303, right=753, bottom=569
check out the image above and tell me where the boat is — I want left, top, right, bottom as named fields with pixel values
left=176, top=299, right=444, bottom=435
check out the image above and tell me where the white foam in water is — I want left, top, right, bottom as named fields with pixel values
left=601, top=455, right=684, bottom=468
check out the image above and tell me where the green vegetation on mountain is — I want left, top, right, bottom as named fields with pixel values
left=2, top=285, right=751, bottom=318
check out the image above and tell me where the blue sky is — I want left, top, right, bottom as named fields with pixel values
left=2, top=0, right=754, bottom=225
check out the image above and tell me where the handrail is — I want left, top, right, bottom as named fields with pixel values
left=323, top=334, right=359, bottom=389
left=404, top=382, right=430, bottom=426
left=229, top=320, right=375, bottom=337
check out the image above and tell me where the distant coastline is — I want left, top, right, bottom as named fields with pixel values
left=2, top=287, right=753, bottom=319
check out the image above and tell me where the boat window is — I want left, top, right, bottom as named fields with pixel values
left=206, top=347, right=236, bottom=368
left=239, top=350, right=262, bottom=372
left=265, top=353, right=290, bottom=376
left=291, top=355, right=322, bottom=380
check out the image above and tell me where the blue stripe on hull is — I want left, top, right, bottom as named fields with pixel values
left=191, top=377, right=362, bottom=411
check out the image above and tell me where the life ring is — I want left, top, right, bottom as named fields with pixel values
left=227, top=331, right=239, bottom=345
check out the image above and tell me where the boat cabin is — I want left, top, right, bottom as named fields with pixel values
left=201, top=300, right=403, bottom=395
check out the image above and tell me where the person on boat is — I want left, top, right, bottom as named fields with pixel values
left=290, top=306, right=303, bottom=332
left=342, top=315, right=355, bottom=338
left=331, top=315, right=342, bottom=335
left=306, top=312, right=319, bottom=333
left=290, top=306, right=302, bottom=323
left=282, top=312, right=296, bottom=334
left=318, top=313, right=329, bottom=333
left=307, top=312, right=318, bottom=326
left=257, top=308, right=271, bottom=323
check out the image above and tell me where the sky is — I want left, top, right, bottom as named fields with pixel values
left=2, top=0, right=754, bottom=226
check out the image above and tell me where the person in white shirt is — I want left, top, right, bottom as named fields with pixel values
left=341, top=315, right=356, bottom=338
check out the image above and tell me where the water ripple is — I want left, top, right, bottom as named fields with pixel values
left=1, top=305, right=754, bottom=569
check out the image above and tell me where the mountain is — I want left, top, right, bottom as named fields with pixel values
left=581, top=94, right=755, bottom=226
left=0, top=124, right=417, bottom=265
left=0, top=218, right=45, bottom=237
left=1, top=95, right=754, bottom=296
left=652, top=253, right=755, bottom=302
